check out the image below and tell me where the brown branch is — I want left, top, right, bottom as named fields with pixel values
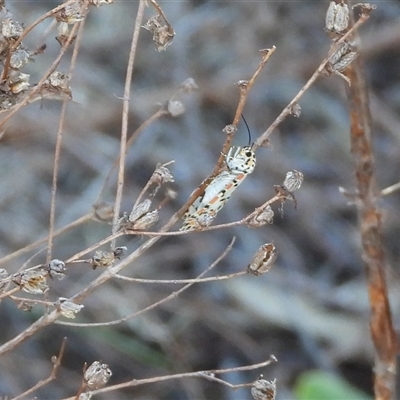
left=346, top=23, right=397, bottom=400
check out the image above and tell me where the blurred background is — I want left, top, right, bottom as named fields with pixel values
left=0, top=0, right=400, bottom=399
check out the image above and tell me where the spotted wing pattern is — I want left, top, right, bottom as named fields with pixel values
left=181, top=146, right=256, bottom=231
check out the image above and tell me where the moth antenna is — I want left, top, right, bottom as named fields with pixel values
left=241, top=114, right=252, bottom=146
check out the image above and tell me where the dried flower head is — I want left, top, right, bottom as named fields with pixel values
left=325, top=41, right=357, bottom=85
left=48, top=259, right=66, bottom=280
left=84, top=361, right=112, bottom=389
left=247, top=243, right=277, bottom=276
left=325, top=1, right=349, bottom=33
left=91, top=250, right=115, bottom=269
left=13, top=270, right=48, bottom=294
left=150, top=163, right=174, bottom=186
left=9, top=72, right=30, bottom=94
left=10, top=48, right=30, bottom=69
left=113, top=246, right=127, bottom=259
left=56, top=297, right=84, bottom=319
left=283, top=170, right=304, bottom=192
left=167, top=100, right=185, bottom=117
left=251, top=378, right=277, bottom=400
left=56, top=1, right=85, bottom=24
left=131, top=210, right=159, bottom=230
left=247, top=205, right=274, bottom=228
left=129, top=199, right=152, bottom=223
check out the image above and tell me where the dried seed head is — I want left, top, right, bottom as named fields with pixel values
left=0, top=94, right=14, bottom=110
left=325, top=41, right=357, bottom=84
left=129, top=199, right=152, bottom=223
left=78, top=392, right=92, bottom=400
left=283, top=170, right=304, bottom=192
left=247, top=243, right=277, bottom=276
left=142, top=14, right=175, bottom=51
left=47, top=71, right=71, bottom=89
left=2, top=18, right=23, bottom=40
left=13, top=270, right=49, bottom=294
left=247, top=205, right=274, bottom=228
left=84, top=361, right=112, bottom=389
left=251, top=378, right=277, bottom=400
left=236, top=80, right=249, bottom=89
left=180, top=77, right=198, bottom=92
left=9, top=72, right=30, bottom=94
left=331, top=50, right=357, bottom=72
left=91, top=251, right=115, bottom=269
left=57, top=21, right=69, bottom=37
left=150, top=164, right=174, bottom=186
left=325, top=1, right=349, bottom=33
left=56, top=297, right=84, bottom=319
left=290, top=103, right=301, bottom=118
left=167, top=100, right=185, bottom=117
left=48, top=259, right=66, bottom=280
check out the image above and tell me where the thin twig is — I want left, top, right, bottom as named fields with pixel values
left=111, top=0, right=147, bottom=248
left=11, top=337, right=67, bottom=400
left=55, top=237, right=236, bottom=327
left=60, top=355, right=277, bottom=399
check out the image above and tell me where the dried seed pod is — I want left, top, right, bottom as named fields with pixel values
left=331, top=50, right=357, bottom=72
left=325, top=1, right=349, bottom=33
left=129, top=199, right=152, bottom=223
left=247, top=205, right=274, bottom=228
left=167, top=100, right=185, bottom=117
left=9, top=72, right=30, bottom=94
left=131, top=210, right=159, bottom=230
left=56, top=1, right=85, bottom=24
left=325, top=41, right=357, bottom=84
left=247, top=243, right=277, bottom=276
left=48, top=259, right=66, bottom=280
left=84, top=361, right=112, bottom=389
left=90, top=0, right=114, bottom=6
left=56, top=297, right=84, bottom=319
left=47, top=71, right=71, bottom=89
left=251, top=378, right=277, bottom=400
left=2, top=18, right=23, bottom=39
left=10, top=48, right=30, bottom=69
left=142, top=11, right=175, bottom=52
left=13, top=270, right=48, bottom=294
left=150, top=163, right=174, bottom=187
left=91, top=251, right=115, bottom=269
left=283, top=170, right=304, bottom=192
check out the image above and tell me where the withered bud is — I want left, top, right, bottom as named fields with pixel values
left=142, top=14, right=175, bottom=51
left=13, top=270, right=48, bottom=294
left=2, top=18, right=23, bottom=39
left=150, top=164, right=174, bottom=186
left=325, top=1, right=349, bottom=33
left=84, top=361, right=112, bottom=389
left=222, top=124, right=237, bottom=135
left=283, top=170, right=304, bottom=192
left=48, top=259, right=66, bottom=280
left=129, top=199, right=152, bottom=223
left=56, top=297, right=84, bottom=319
left=90, top=0, right=114, bottom=6
left=247, top=205, right=274, bottom=228
left=180, top=77, right=198, bottom=92
left=251, top=378, right=277, bottom=400
left=167, top=99, right=185, bottom=117
left=91, top=251, right=116, bottom=269
left=290, top=103, right=301, bottom=118
left=247, top=243, right=277, bottom=276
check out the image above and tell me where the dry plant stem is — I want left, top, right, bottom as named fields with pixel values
left=11, top=337, right=67, bottom=400
left=111, top=0, right=146, bottom=248
left=47, top=17, right=87, bottom=263
left=61, top=355, right=277, bottom=399
left=381, top=182, right=400, bottom=196
left=114, top=270, right=246, bottom=284
left=254, top=14, right=370, bottom=149
left=0, top=16, right=80, bottom=127
left=0, top=213, right=92, bottom=267
left=56, top=237, right=236, bottom=328
left=347, top=56, right=397, bottom=400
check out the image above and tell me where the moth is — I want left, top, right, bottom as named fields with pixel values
left=181, top=146, right=256, bottom=231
